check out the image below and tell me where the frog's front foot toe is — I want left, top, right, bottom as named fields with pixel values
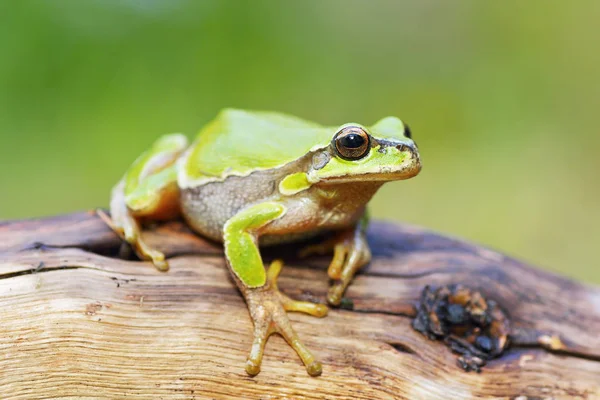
left=326, top=235, right=371, bottom=306
left=243, top=260, right=326, bottom=376
left=327, top=284, right=344, bottom=306
left=136, top=239, right=169, bottom=271
left=268, top=260, right=328, bottom=317
left=245, top=358, right=262, bottom=376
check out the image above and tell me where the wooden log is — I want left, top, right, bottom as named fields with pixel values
left=0, top=212, right=598, bottom=399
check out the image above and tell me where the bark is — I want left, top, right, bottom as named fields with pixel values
left=0, top=212, right=598, bottom=399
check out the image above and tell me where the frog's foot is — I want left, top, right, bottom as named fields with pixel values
left=302, top=229, right=371, bottom=306
left=244, top=260, right=328, bottom=377
left=97, top=208, right=169, bottom=271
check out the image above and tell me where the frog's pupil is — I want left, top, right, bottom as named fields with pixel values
left=341, top=134, right=365, bottom=149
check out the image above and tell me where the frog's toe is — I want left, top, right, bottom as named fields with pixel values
left=327, top=284, right=343, bottom=306
left=149, top=254, right=169, bottom=271
left=245, top=358, right=262, bottom=376
left=327, top=238, right=371, bottom=306
left=327, top=243, right=348, bottom=280
left=297, top=238, right=347, bottom=280
left=283, top=298, right=328, bottom=317
left=136, top=240, right=169, bottom=271
left=306, top=359, right=323, bottom=377
left=267, top=260, right=328, bottom=317
left=272, top=308, right=323, bottom=376
left=246, top=327, right=269, bottom=376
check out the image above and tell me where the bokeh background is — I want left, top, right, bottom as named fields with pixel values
left=1, top=1, right=598, bottom=282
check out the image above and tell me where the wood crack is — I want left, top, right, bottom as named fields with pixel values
left=0, top=264, right=83, bottom=280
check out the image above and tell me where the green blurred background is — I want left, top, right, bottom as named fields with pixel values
left=1, top=1, right=598, bottom=282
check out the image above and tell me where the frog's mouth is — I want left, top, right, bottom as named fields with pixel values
left=317, top=161, right=421, bottom=183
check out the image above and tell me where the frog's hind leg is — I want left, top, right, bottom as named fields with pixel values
left=99, top=133, right=188, bottom=271
left=99, top=180, right=173, bottom=270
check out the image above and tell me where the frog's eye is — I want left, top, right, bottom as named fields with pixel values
left=333, top=126, right=370, bottom=160
left=404, top=124, right=412, bottom=139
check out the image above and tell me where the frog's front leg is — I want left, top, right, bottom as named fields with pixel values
left=224, top=202, right=328, bottom=376
left=99, top=133, right=188, bottom=271
left=301, top=212, right=371, bottom=306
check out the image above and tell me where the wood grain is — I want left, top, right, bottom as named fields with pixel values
left=0, top=212, right=598, bottom=399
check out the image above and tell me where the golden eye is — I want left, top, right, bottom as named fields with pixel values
left=333, top=126, right=370, bottom=160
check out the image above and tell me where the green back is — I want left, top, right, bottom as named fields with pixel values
left=182, top=109, right=409, bottom=186
left=183, top=109, right=333, bottom=182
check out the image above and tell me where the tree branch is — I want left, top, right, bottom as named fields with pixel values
left=0, top=212, right=598, bottom=399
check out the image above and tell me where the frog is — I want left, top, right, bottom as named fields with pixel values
left=99, top=109, right=421, bottom=377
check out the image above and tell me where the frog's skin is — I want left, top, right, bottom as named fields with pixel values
left=101, top=109, right=421, bottom=376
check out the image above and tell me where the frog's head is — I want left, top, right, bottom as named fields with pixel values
left=307, top=116, right=421, bottom=184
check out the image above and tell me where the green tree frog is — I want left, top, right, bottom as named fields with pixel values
left=101, top=109, right=421, bottom=376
